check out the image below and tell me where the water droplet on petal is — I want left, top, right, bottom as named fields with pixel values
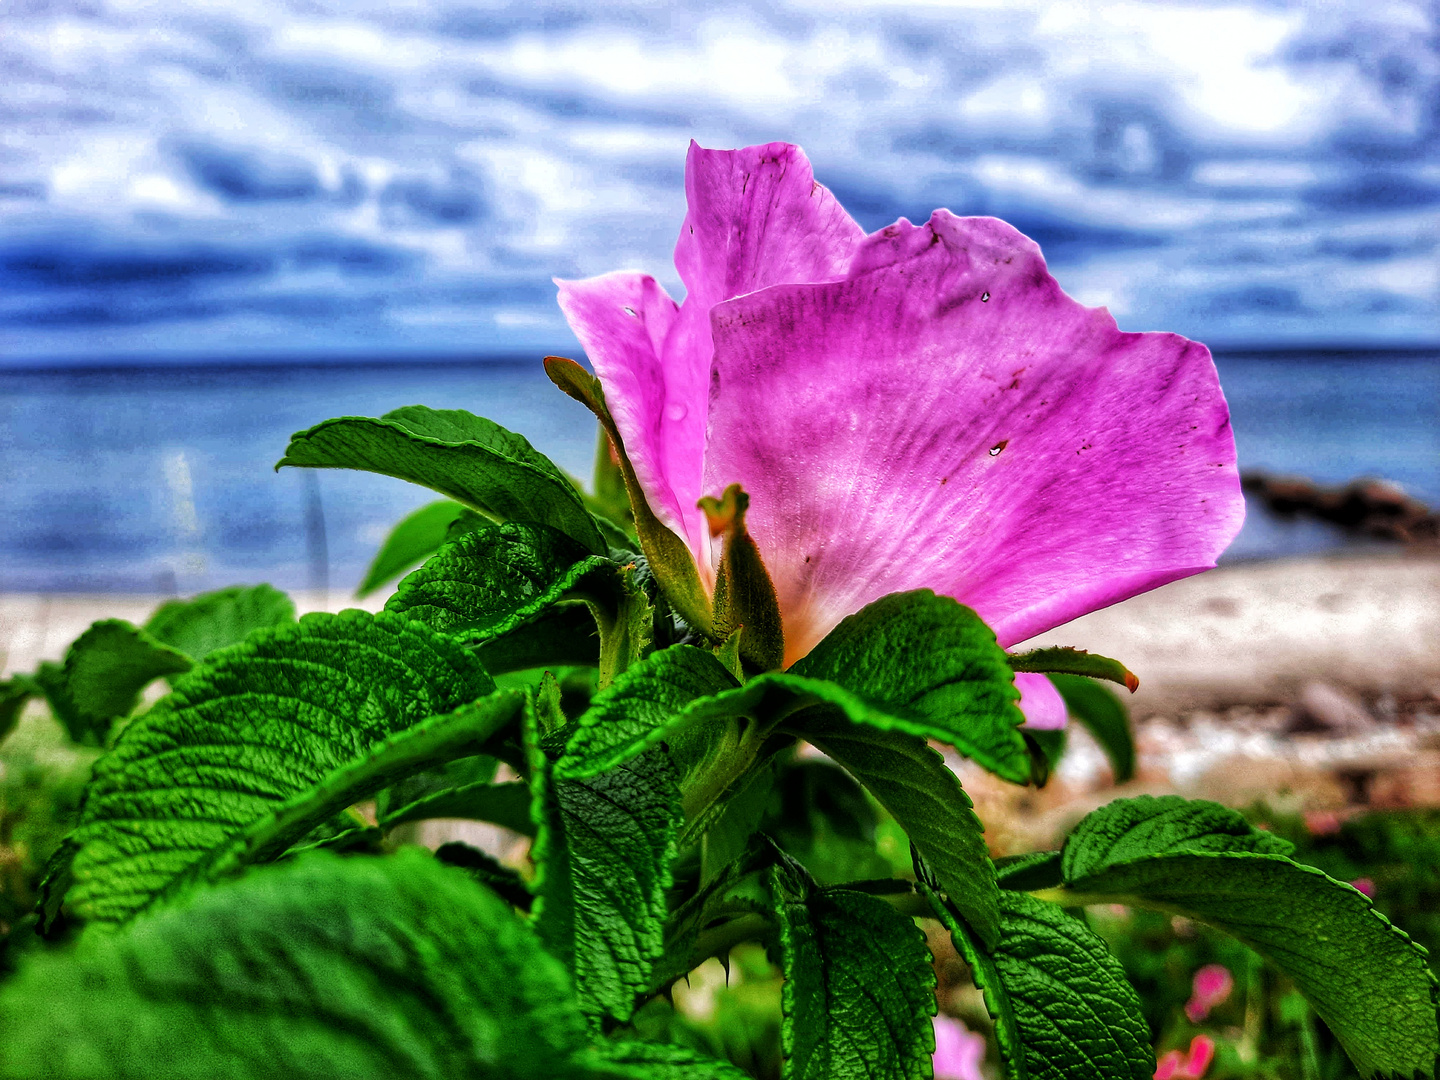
left=989, top=439, right=1008, bottom=457
left=665, top=402, right=688, bottom=421
left=623, top=306, right=638, bottom=317
left=980, top=291, right=990, bottom=302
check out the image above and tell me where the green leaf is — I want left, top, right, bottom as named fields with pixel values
left=356, top=499, right=467, bottom=597
left=143, top=584, right=296, bottom=662
left=46, top=621, right=193, bottom=745
left=800, top=715, right=999, bottom=949
left=0, top=675, right=40, bottom=744
left=1046, top=674, right=1137, bottom=784
left=477, top=605, right=601, bottom=674
left=790, top=590, right=1029, bottom=783
left=582, top=1041, right=755, bottom=1079
left=532, top=744, right=683, bottom=1024
left=994, top=851, right=1062, bottom=892
left=381, top=779, right=535, bottom=835
left=1050, top=795, right=1439, bottom=1078
left=59, top=610, right=496, bottom=927
left=278, top=405, right=606, bottom=555
left=769, top=858, right=936, bottom=1080
left=1060, top=795, right=1294, bottom=874
left=386, top=522, right=621, bottom=637
left=927, top=886, right=1152, bottom=1080
left=1008, top=646, right=1138, bottom=693
left=0, top=849, right=589, bottom=1079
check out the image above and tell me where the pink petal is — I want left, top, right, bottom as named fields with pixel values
left=704, top=211, right=1243, bottom=664
left=1016, top=672, right=1068, bottom=730
left=931, top=1016, right=985, bottom=1080
left=1184, top=1035, right=1217, bottom=1079
left=1155, top=1050, right=1184, bottom=1080
left=1350, top=876, right=1376, bottom=898
left=663, top=141, right=867, bottom=561
left=554, top=271, right=691, bottom=543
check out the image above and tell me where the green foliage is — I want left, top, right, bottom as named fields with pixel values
left=144, top=583, right=296, bottom=662
left=800, top=715, right=999, bottom=949
left=7, top=397, right=1437, bottom=1080
left=1050, top=796, right=1440, bottom=1078
left=770, top=857, right=936, bottom=1080
left=387, top=522, right=624, bottom=638
left=278, top=405, right=606, bottom=554
left=929, top=883, right=1153, bottom=1080
left=790, top=590, right=1030, bottom=783
left=355, top=498, right=468, bottom=597
left=0, top=850, right=591, bottom=1079
left=1046, top=673, right=1137, bottom=783
left=57, top=610, right=496, bottom=927
left=533, top=743, right=683, bottom=1024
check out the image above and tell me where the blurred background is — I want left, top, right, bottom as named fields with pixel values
left=0, top=0, right=1436, bottom=594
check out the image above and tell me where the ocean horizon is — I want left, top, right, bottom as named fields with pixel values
left=3, top=347, right=1436, bottom=596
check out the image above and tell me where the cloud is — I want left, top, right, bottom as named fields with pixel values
left=0, top=0, right=1436, bottom=361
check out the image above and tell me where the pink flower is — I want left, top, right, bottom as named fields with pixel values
left=1156, top=1036, right=1217, bottom=1080
left=1185, top=964, right=1234, bottom=1022
left=1351, top=877, right=1376, bottom=898
left=932, top=1015, right=985, bottom=1080
left=557, top=142, right=1243, bottom=680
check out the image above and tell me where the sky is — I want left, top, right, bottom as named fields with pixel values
left=1, top=0, right=1437, bottom=364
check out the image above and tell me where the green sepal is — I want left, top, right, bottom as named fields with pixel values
left=1047, top=674, right=1136, bottom=784
left=277, top=404, right=606, bottom=555
left=768, top=854, right=937, bottom=1080
left=143, top=583, right=296, bottom=664
left=354, top=498, right=468, bottom=598
left=545, top=356, right=712, bottom=636
left=1007, top=646, right=1139, bottom=693
left=698, top=483, right=784, bottom=672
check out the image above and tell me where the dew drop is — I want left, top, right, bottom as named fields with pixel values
left=989, top=439, right=1008, bottom=457
left=623, top=306, right=638, bottom=317
left=665, top=402, right=688, bottom=421
left=980, top=291, right=990, bottom=302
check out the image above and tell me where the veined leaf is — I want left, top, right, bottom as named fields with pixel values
left=42, top=621, right=194, bottom=746
left=477, top=605, right=601, bottom=674
left=144, top=584, right=296, bottom=663
left=790, top=591, right=1029, bottom=784
left=386, top=523, right=622, bottom=640
left=435, top=841, right=533, bottom=910
left=927, top=886, right=1152, bottom=1080
left=770, top=857, right=936, bottom=1080
left=356, top=499, right=467, bottom=598
left=1046, top=674, right=1136, bottom=784
left=1048, top=795, right=1439, bottom=1079
left=532, top=741, right=682, bottom=1024
left=801, top=716, right=999, bottom=949
left=1008, top=647, right=1138, bottom=693
left=0, top=850, right=588, bottom=1079
left=553, top=642, right=999, bottom=943
left=278, top=405, right=606, bottom=555
left=59, top=610, right=496, bottom=927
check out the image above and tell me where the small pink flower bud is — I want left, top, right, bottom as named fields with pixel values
left=1350, top=876, right=1376, bottom=898
left=1184, top=964, right=1233, bottom=1022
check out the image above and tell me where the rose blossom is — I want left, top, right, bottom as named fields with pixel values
left=557, top=141, right=1243, bottom=719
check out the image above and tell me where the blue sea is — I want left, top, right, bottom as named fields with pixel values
left=1, top=351, right=1436, bottom=595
